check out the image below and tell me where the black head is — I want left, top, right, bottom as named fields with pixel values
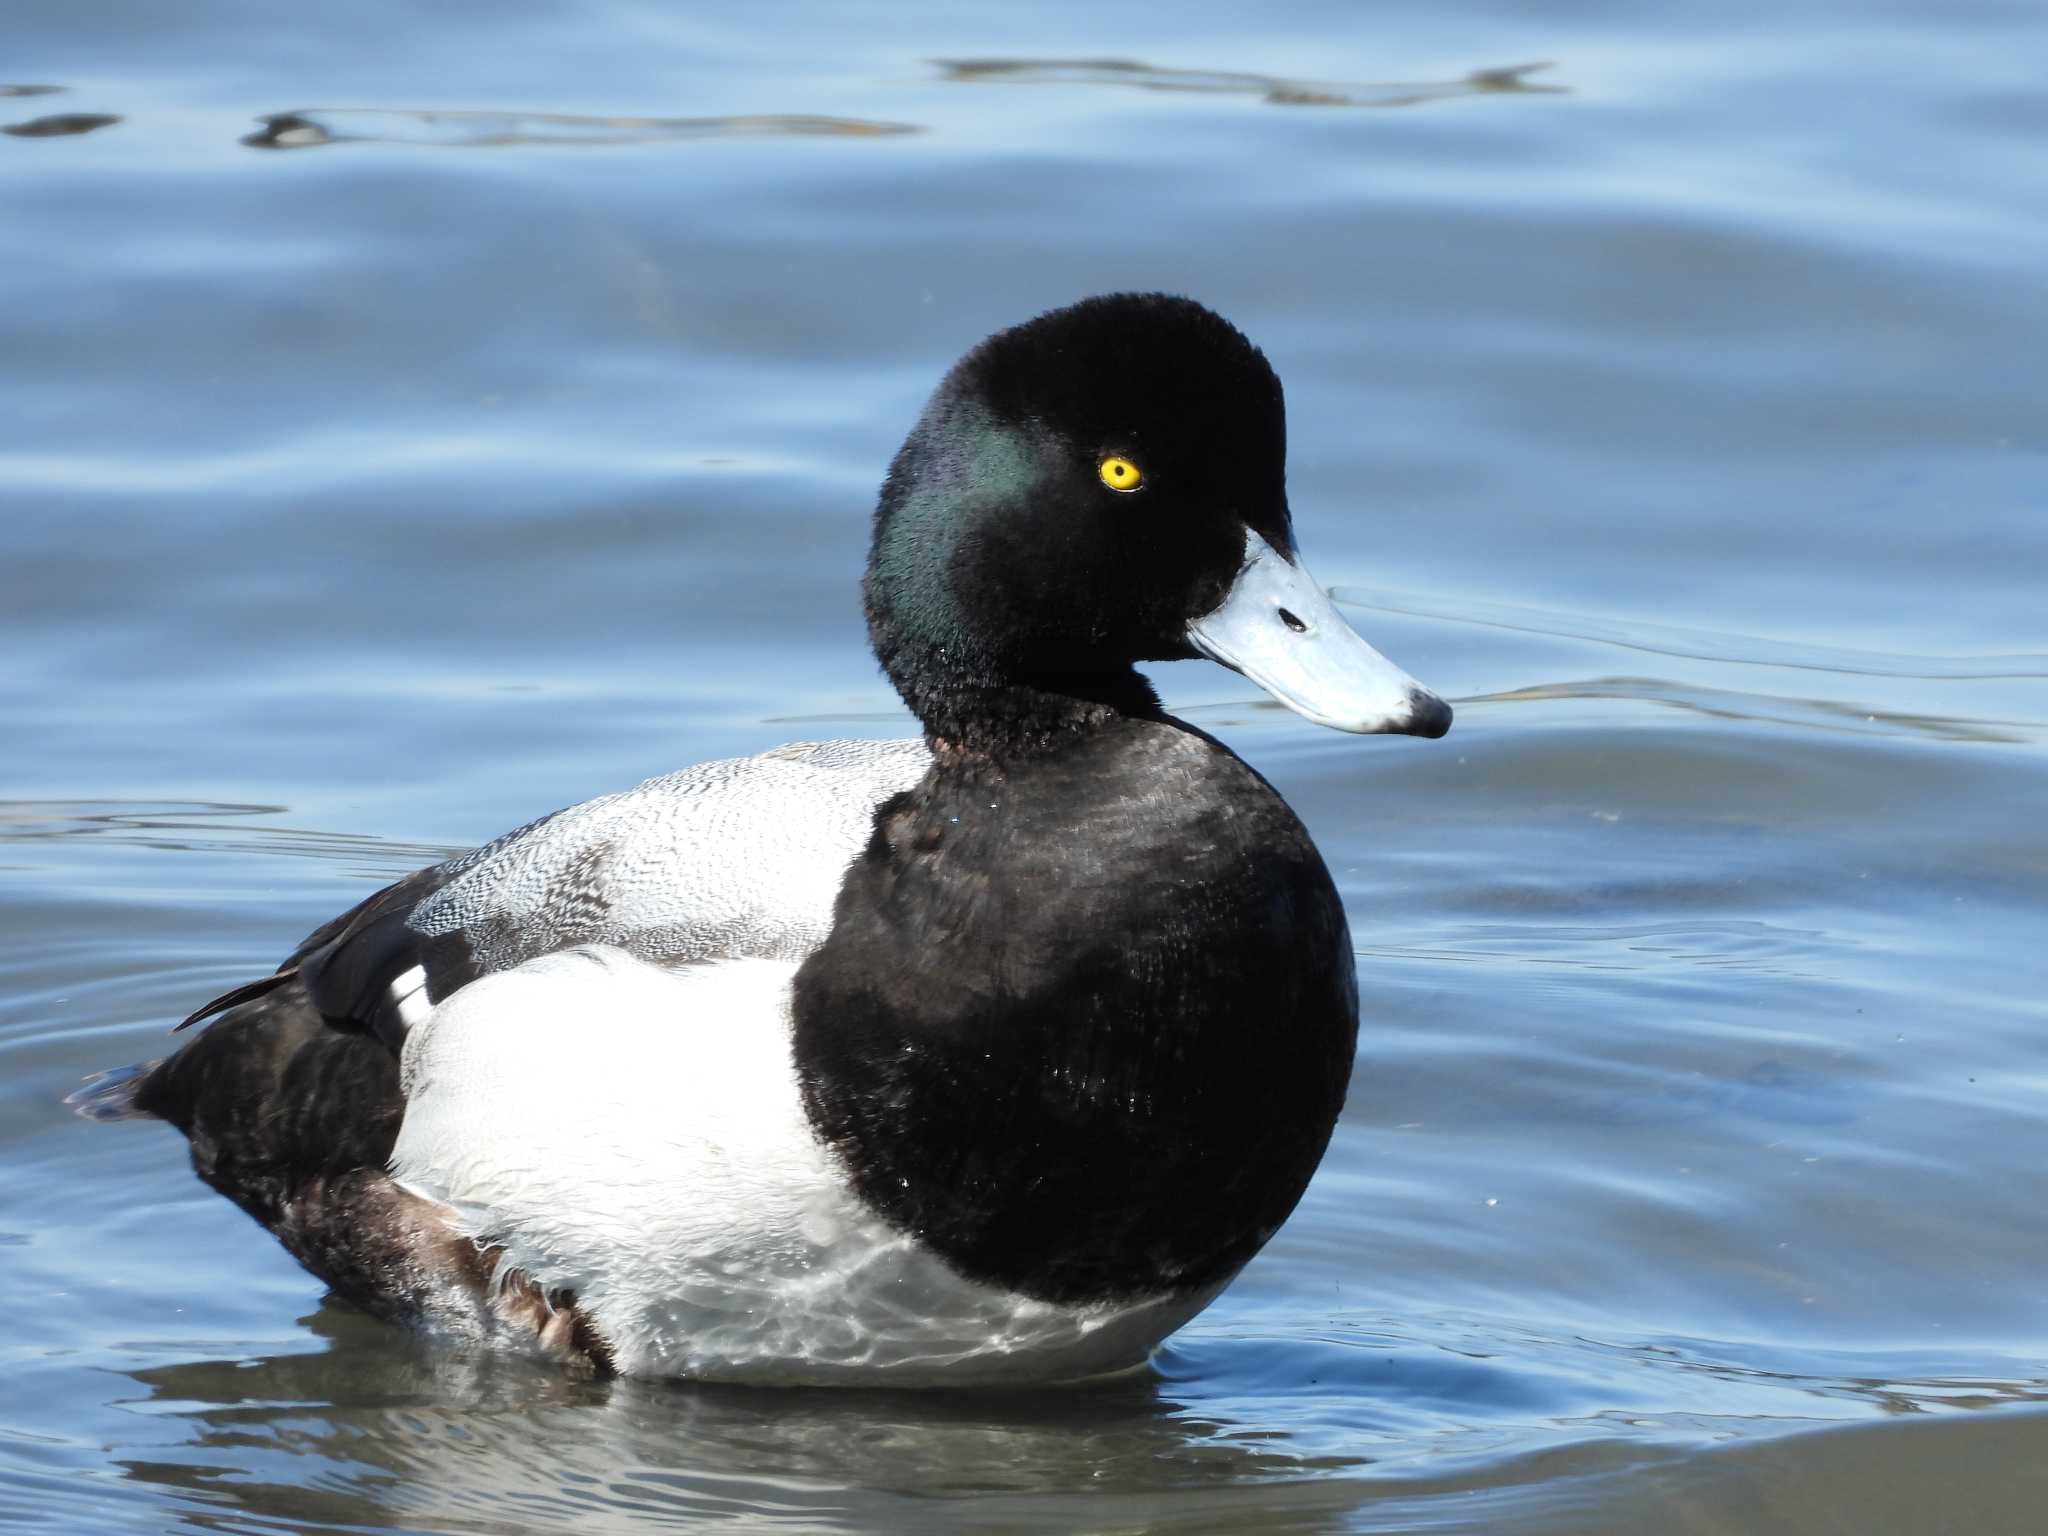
left=866, top=293, right=1450, bottom=751
left=865, top=294, right=1292, bottom=746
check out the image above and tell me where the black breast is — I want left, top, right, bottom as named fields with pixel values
left=791, top=717, right=1358, bottom=1306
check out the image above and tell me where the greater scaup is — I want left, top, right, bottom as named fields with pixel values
left=73, top=293, right=1450, bottom=1384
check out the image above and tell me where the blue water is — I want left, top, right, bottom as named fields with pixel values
left=5, top=1, right=2046, bottom=1530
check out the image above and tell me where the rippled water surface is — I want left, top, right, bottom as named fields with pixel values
left=6, top=0, right=2046, bottom=1531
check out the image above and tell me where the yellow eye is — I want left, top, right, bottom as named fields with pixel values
left=1098, top=455, right=1143, bottom=493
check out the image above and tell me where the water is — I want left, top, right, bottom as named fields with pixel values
left=5, top=0, right=2046, bottom=1530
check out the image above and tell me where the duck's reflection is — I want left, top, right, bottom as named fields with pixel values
left=243, top=108, right=918, bottom=151
left=100, top=1301, right=2048, bottom=1532
left=108, top=1302, right=1364, bottom=1534
left=932, top=57, right=1566, bottom=109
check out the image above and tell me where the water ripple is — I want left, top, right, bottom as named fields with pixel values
left=3, top=113, right=120, bottom=139
left=1475, top=675, right=2041, bottom=743
left=932, top=57, right=1566, bottom=110
left=0, top=801, right=457, bottom=873
left=1336, top=586, right=2048, bottom=681
left=242, top=108, right=920, bottom=151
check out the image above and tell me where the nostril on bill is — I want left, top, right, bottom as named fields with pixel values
left=1277, top=607, right=1308, bottom=634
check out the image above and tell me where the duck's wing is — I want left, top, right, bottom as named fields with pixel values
left=94, top=738, right=930, bottom=1334
left=178, top=738, right=932, bottom=1051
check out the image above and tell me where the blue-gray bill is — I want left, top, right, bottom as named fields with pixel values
left=1187, top=530, right=1452, bottom=737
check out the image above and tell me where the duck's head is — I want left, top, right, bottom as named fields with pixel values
left=865, top=293, right=1451, bottom=751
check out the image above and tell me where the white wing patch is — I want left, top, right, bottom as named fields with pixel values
left=387, top=964, right=433, bottom=1032
left=390, top=947, right=1217, bottom=1384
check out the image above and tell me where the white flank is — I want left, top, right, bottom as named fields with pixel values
left=390, top=946, right=1216, bottom=1384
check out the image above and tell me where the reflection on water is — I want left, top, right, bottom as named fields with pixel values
left=0, top=84, right=64, bottom=97
left=933, top=57, right=1565, bottom=110
left=93, top=1302, right=2048, bottom=1535
left=242, top=108, right=920, bottom=151
left=107, top=1304, right=1340, bottom=1534
left=3, top=112, right=120, bottom=139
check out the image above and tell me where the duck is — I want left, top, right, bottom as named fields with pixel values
left=71, top=293, right=1451, bottom=1385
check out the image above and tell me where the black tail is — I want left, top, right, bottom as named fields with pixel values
left=176, top=967, right=297, bottom=1031
left=65, top=1060, right=163, bottom=1122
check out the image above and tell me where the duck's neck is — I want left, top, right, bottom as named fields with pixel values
left=872, top=629, right=1166, bottom=758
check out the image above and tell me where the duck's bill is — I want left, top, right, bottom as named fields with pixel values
left=1187, top=531, right=1452, bottom=738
